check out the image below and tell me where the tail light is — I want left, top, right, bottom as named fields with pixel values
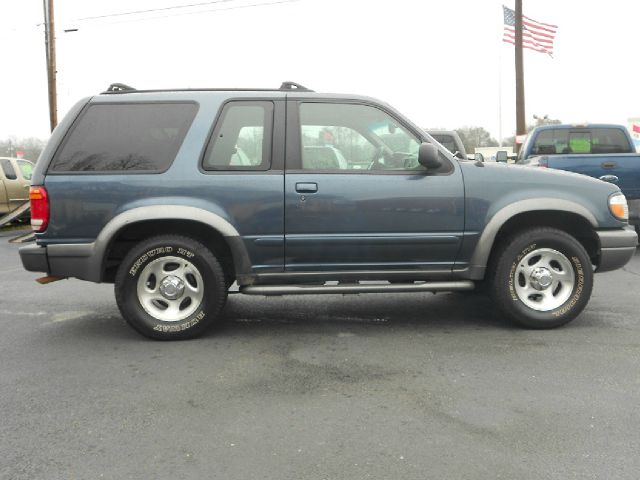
left=29, top=186, right=49, bottom=232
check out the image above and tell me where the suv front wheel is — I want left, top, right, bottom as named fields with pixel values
left=115, top=235, right=227, bottom=340
left=490, top=227, right=594, bottom=329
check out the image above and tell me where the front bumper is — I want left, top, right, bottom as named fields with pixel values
left=596, top=226, right=638, bottom=272
left=628, top=199, right=640, bottom=226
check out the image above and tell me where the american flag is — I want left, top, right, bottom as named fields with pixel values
left=503, top=5, right=557, bottom=57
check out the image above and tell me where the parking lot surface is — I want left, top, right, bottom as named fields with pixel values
left=1, top=233, right=639, bottom=479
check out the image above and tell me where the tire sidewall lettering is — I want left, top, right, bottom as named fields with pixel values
left=177, top=247, right=195, bottom=258
left=129, top=246, right=174, bottom=277
left=128, top=246, right=197, bottom=277
left=152, top=309, right=206, bottom=332
left=551, top=256, right=584, bottom=317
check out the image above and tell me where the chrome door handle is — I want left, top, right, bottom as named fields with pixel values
left=295, top=182, right=318, bottom=193
left=599, top=174, right=619, bottom=183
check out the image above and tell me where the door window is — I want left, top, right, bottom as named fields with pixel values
left=1, top=159, right=17, bottom=180
left=298, top=103, right=422, bottom=171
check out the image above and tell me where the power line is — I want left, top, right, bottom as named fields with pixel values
left=2, top=0, right=303, bottom=35
left=66, top=0, right=302, bottom=28
left=72, top=0, right=239, bottom=22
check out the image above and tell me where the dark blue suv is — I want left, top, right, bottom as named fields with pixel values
left=19, top=82, right=638, bottom=339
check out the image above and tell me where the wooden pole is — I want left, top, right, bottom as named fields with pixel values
left=43, top=0, right=58, bottom=132
left=514, top=0, right=525, bottom=150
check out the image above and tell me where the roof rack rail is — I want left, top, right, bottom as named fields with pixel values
left=102, top=83, right=136, bottom=94
left=99, top=82, right=313, bottom=94
left=279, top=81, right=313, bottom=92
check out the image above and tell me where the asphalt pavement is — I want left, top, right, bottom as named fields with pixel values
left=1, top=231, right=639, bottom=480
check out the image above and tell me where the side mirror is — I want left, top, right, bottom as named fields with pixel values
left=474, top=153, right=484, bottom=162
left=495, top=150, right=508, bottom=163
left=418, top=143, right=442, bottom=169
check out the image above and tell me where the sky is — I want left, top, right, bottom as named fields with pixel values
left=2, top=0, right=640, bottom=143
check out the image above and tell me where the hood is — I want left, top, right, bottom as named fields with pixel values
left=465, top=160, right=621, bottom=193
left=458, top=159, right=626, bottom=229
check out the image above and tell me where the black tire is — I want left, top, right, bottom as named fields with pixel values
left=489, top=227, right=593, bottom=329
left=114, top=235, right=227, bottom=340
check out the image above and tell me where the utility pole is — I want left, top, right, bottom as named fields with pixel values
left=514, top=0, right=525, bottom=151
left=43, top=0, right=58, bottom=132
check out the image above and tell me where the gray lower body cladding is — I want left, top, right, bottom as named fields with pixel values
left=596, top=226, right=638, bottom=272
left=19, top=243, right=98, bottom=281
left=20, top=227, right=638, bottom=282
left=628, top=198, right=640, bottom=226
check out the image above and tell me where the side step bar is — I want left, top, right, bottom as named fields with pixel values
left=241, top=281, right=474, bottom=296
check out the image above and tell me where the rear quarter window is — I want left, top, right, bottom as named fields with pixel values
left=50, top=102, right=198, bottom=173
left=202, top=101, right=273, bottom=171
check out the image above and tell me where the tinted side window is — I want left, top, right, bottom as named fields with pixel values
left=1, top=159, right=17, bottom=180
left=202, top=102, right=273, bottom=171
left=50, top=103, right=198, bottom=172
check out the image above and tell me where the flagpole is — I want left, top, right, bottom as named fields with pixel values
left=515, top=0, right=526, bottom=151
left=498, top=45, right=503, bottom=146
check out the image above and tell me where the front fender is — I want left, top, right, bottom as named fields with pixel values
left=464, top=198, right=598, bottom=279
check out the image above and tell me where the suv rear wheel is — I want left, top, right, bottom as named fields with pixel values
left=115, top=235, right=227, bottom=340
left=490, top=227, right=593, bottom=329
